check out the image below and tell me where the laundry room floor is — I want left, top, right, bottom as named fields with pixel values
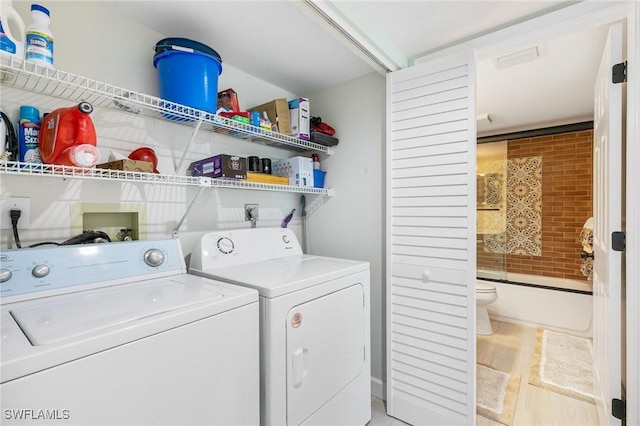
left=369, top=396, right=409, bottom=425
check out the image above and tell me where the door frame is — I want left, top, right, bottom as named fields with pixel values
left=414, top=2, right=639, bottom=424
left=626, top=4, right=640, bottom=426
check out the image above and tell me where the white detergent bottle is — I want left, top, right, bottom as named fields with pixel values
left=0, top=0, right=26, bottom=60
left=25, top=3, right=53, bottom=67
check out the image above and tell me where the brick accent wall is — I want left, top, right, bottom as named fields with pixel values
left=477, top=130, right=593, bottom=282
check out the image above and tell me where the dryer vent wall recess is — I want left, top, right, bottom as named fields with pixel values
left=0, top=197, right=31, bottom=230
left=245, top=204, right=259, bottom=221
left=82, top=211, right=140, bottom=242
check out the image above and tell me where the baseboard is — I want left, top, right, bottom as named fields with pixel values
left=371, top=376, right=385, bottom=400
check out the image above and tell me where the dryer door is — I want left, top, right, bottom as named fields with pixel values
left=286, top=283, right=365, bottom=425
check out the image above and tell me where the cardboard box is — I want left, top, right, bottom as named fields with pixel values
left=189, top=154, right=247, bottom=179
left=288, top=97, right=310, bottom=140
left=248, top=98, right=292, bottom=135
left=96, top=159, right=154, bottom=173
left=217, top=88, right=240, bottom=112
left=273, top=156, right=314, bottom=187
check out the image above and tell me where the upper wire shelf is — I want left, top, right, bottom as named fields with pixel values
left=0, top=161, right=331, bottom=196
left=0, top=57, right=332, bottom=154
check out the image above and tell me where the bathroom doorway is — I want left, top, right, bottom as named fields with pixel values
left=478, top=9, right=626, bottom=424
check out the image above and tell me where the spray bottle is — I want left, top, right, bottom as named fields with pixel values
left=0, top=0, right=26, bottom=59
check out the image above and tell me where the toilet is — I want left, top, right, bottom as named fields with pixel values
left=476, top=282, right=498, bottom=335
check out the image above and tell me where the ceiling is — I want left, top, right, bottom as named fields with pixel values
left=104, top=1, right=610, bottom=137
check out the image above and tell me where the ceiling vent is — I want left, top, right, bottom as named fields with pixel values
left=493, top=45, right=545, bottom=69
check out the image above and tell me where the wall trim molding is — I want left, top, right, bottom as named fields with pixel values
left=371, top=376, right=385, bottom=400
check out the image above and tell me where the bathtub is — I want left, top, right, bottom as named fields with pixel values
left=478, top=273, right=593, bottom=338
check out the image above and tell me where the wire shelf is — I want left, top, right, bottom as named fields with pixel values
left=0, top=57, right=332, bottom=154
left=210, top=178, right=329, bottom=195
left=0, top=161, right=330, bottom=196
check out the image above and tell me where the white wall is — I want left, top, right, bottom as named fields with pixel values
left=308, top=72, right=386, bottom=396
left=2, top=1, right=305, bottom=255
left=10, top=1, right=294, bottom=109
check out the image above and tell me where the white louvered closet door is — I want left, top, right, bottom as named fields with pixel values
left=386, top=52, right=476, bottom=425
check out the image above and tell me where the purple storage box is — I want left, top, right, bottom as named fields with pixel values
left=189, top=154, right=246, bottom=179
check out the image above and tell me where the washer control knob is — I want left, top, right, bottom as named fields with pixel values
left=282, top=235, right=290, bottom=244
left=32, top=264, right=50, bottom=278
left=217, top=237, right=234, bottom=254
left=144, top=249, right=165, bottom=267
left=0, top=269, right=12, bottom=283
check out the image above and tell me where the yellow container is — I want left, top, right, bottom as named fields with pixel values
left=246, top=172, right=289, bottom=185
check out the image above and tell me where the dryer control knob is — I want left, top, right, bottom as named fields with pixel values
left=217, top=237, right=234, bottom=254
left=32, top=264, right=50, bottom=278
left=144, top=249, right=165, bottom=267
left=0, top=269, right=12, bottom=283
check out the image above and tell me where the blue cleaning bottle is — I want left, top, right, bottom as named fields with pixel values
left=18, top=105, right=42, bottom=163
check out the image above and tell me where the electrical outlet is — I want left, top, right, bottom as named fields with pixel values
left=0, top=197, right=31, bottom=230
left=245, top=204, right=259, bottom=221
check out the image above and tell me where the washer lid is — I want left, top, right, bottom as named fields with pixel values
left=1, top=274, right=258, bottom=383
left=191, top=255, right=369, bottom=298
left=9, top=274, right=251, bottom=346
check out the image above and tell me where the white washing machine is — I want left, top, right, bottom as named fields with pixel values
left=0, top=238, right=259, bottom=425
left=189, top=228, right=371, bottom=426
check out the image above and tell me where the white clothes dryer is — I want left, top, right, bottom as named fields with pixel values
left=0, top=238, right=259, bottom=426
left=189, top=228, right=371, bottom=426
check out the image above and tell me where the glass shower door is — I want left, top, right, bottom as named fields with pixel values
left=477, top=142, right=507, bottom=281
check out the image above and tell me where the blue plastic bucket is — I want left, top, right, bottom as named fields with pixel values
left=153, top=38, right=222, bottom=116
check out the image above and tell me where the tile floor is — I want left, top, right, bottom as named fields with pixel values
left=477, top=320, right=598, bottom=426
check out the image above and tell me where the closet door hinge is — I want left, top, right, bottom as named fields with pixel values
left=612, top=398, right=626, bottom=420
left=612, top=61, right=627, bottom=84
left=612, top=231, right=626, bottom=252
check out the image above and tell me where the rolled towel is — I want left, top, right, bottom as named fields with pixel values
left=583, top=217, right=594, bottom=229
left=578, top=216, right=594, bottom=249
left=578, top=228, right=593, bottom=249
left=581, top=257, right=593, bottom=280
